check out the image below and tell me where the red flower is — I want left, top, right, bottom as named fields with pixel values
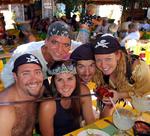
left=96, top=87, right=114, bottom=99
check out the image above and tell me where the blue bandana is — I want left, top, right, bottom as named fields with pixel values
left=47, top=21, right=71, bottom=38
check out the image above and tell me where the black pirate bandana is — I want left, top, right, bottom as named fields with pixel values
left=70, top=43, right=95, bottom=61
left=93, top=34, right=121, bottom=54
left=12, top=54, right=42, bottom=72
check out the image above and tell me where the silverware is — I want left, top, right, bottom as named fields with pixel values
left=86, top=129, right=94, bottom=136
left=104, top=119, right=118, bottom=130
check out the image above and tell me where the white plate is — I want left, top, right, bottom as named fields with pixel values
left=77, top=129, right=110, bottom=136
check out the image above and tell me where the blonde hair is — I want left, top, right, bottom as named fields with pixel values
left=93, top=50, right=134, bottom=92
left=87, top=4, right=96, bottom=15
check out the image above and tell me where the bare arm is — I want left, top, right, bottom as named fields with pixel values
left=39, top=100, right=56, bottom=136
left=80, top=84, right=95, bottom=125
left=0, top=106, right=15, bottom=136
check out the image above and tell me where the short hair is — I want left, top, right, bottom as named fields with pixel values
left=128, top=23, right=139, bottom=31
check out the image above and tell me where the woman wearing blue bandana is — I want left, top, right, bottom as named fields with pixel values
left=39, top=60, right=95, bottom=136
left=93, top=34, right=150, bottom=118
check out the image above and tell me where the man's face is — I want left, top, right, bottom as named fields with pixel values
left=76, top=60, right=96, bottom=83
left=45, top=35, right=71, bottom=61
left=14, top=64, right=44, bottom=98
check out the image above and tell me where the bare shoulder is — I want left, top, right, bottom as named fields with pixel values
left=80, top=84, right=91, bottom=103
left=0, top=105, right=15, bottom=114
left=80, top=83, right=90, bottom=95
left=39, top=100, right=56, bottom=115
left=0, top=86, right=16, bottom=101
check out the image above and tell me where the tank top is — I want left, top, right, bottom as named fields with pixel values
left=54, top=100, right=80, bottom=136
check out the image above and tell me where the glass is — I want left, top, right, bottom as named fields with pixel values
left=131, top=94, right=150, bottom=120
left=113, top=108, right=135, bottom=136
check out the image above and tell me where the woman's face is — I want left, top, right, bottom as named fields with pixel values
left=95, top=52, right=120, bottom=75
left=54, top=73, right=76, bottom=97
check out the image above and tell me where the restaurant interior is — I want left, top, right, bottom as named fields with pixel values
left=0, top=0, right=150, bottom=136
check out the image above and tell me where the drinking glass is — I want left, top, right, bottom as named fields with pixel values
left=131, top=94, right=150, bottom=120
left=113, top=108, right=135, bottom=136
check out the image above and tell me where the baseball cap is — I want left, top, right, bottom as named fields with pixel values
left=93, top=34, right=121, bottom=54
left=70, top=43, right=95, bottom=61
left=47, top=21, right=71, bottom=38
left=12, top=53, right=42, bottom=72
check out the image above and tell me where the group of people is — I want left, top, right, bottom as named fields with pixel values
left=0, top=16, right=150, bottom=136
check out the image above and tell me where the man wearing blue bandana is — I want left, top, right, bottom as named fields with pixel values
left=1, top=21, right=71, bottom=88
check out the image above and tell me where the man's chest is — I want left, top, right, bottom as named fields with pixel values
left=12, top=105, right=37, bottom=136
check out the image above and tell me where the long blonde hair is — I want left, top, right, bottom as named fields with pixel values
left=93, top=50, right=135, bottom=92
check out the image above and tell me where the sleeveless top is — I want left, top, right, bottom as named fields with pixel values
left=54, top=100, right=80, bottom=136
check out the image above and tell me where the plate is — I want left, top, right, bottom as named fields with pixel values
left=77, top=129, right=110, bottom=136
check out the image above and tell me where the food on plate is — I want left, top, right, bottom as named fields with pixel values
left=133, top=121, right=150, bottom=135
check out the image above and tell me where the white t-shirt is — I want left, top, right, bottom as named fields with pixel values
left=120, top=31, right=140, bottom=47
left=1, top=41, right=48, bottom=88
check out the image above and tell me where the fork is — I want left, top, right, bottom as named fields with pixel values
left=86, top=129, right=94, bottom=136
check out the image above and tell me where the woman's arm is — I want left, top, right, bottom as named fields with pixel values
left=80, top=84, right=96, bottom=125
left=39, top=100, right=56, bottom=136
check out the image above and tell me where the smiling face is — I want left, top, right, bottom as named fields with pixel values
left=45, top=35, right=71, bottom=61
left=76, top=60, right=96, bottom=83
left=95, top=52, right=120, bottom=75
left=54, top=73, right=76, bottom=97
left=14, top=63, right=44, bottom=98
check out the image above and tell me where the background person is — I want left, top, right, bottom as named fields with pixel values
left=92, top=34, right=150, bottom=118
left=1, top=21, right=71, bottom=88
left=0, top=54, right=44, bottom=136
left=119, top=16, right=133, bottom=39
left=76, top=4, right=98, bottom=44
left=39, top=60, right=95, bottom=136
left=120, top=22, right=140, bottom=47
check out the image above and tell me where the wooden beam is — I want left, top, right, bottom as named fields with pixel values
left=0, top=0, right=32, bottom=5
left=88, top=0, right=121, bottom=4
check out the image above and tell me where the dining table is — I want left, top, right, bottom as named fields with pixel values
left=65, top=107, right=150, bottom=136
left=65, top=116, right=118, bottom=136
